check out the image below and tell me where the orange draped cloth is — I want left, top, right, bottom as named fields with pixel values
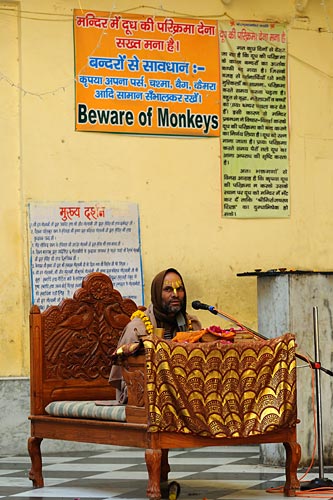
left=144, top=333, right=297, bottom=438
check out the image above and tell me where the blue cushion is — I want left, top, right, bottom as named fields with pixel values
left=45, top=401, right=126, bottom=422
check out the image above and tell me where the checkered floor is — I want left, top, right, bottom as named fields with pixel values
left=0, top=444, right=331, bottom=500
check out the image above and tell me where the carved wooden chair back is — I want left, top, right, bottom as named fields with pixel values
left=29, top=272, right=138, bottom=412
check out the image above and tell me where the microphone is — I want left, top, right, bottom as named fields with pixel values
left=191, top=300, right=217, bottom=315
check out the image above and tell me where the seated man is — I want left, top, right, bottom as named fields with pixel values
left=109, top=267, right=202, bottom=401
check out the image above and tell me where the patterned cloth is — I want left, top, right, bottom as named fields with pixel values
left=144, top=333, right=297, bottom=438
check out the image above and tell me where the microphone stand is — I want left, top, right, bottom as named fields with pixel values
left=206, top=305, right=333, bottom=377
left=207, top=306, right=268, bottom=341
left=206, top=304, right=333, bottom=491
left=300, top=306, right=333, bottom=490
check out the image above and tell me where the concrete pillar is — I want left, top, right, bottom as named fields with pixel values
left=255, top=272, right=333, bottom=466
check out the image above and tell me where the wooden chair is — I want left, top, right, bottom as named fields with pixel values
left=28, top=272, right=301, bottom=498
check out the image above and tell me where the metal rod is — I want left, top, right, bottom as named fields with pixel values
left=215, top=305, right=331, bottom=489
left=313, top=306, right=325, bottom=478
left=211, top=306, right=333, bottom=375
left=213, top=310, right=268, bottom=340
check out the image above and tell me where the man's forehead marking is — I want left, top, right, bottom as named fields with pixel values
left=163, top=279, right=183, bottom=289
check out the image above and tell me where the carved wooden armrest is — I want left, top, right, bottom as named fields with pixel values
left=122, top=353, right=148, bottom=423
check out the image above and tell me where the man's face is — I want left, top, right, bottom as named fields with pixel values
left=161, top=271, right=185, bottom=315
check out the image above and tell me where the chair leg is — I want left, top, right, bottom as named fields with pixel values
left=28, top=437, right=44, bottom=488
left=160, top=448, right=170, bottom=482
left=283, top=440, right=301, bottom=496
left=145, top=448, right=162, bottom=500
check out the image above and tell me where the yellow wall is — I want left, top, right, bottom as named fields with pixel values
left=1, top=0, right=333, bottom=376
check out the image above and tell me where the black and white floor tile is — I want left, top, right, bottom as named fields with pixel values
left=0, top=445, right=331, bottom=500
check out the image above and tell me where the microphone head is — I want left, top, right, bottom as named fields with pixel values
left=192, top=300, right=211, bottom=310
left=192, top=300, right=217, bottom=314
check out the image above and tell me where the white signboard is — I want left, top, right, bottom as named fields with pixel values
left=28, top=201, right=143, bottom=311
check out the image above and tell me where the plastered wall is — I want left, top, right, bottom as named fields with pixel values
left=1, top=0, right=333, bottom=376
